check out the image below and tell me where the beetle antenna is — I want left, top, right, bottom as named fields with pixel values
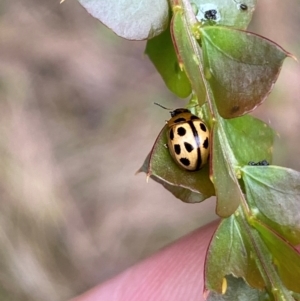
left=154, top=102, right=172, bottom=110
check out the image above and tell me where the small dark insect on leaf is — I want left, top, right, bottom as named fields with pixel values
left=240, top=4, right=248, bottom=11
left=204, top=10, right=217, bottom=20
left=259, top=160, right=269, bottom=166
left=248, top=160, right=269, bottom=166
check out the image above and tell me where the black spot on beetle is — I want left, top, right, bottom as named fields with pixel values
left=177, top=127, right=186, bottom=136
left=180, top=157, right=190, bottom=166
left=169, top=128, right=174, bottom=140
left=191, top=115, right=200, bottom=120
left=203, top=137, right=209, bottom=149
left=174, top=117, right=186, bottom=123
left=200, top=123, right=207, bottom=132
left=184, top=142, right=194, bottom=153
left=188, top=120, right=201, bottom=170
left=204, top=9, right=217, bottom=20
left=240, top=4, right=248, bottom=10
left=174, top=144, right=181, bottom=155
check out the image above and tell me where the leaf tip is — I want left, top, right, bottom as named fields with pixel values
left=146, top=173, right=150, bottom=183
left=134, top=168, right=141, bottom=176
left=287, top=52, right=298, bottom=62
left=135, top=167, right=152, bottom=183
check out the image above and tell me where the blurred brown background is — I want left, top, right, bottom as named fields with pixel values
left=0, top=0, right=299, bottom=300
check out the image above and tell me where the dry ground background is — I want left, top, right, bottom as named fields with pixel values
left=0, top=0, right=299, bottom=300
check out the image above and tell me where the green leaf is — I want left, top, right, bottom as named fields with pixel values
left=200, top=26, right=291, bottom=118
left=171, top=9, right=207, bottom=105
left=192, top=0, right=257, bottom=29
left=207, top=275, right=270, bottom=301
left=205, top=216, right=265, bottom=293
left=138, top=125, right=215, bottom=203
left=77, top=0, right=169, bottom=40
left=145, top=173, right=210, bottom=203
left=145, top=24, right=192, bottom=98
left=242, top=166, right=300, bottom=245
left=253, top=219, right=300, bottom=294
left=224, top=115, right=275, bottom=166
left=211, top=115, right=274, bottom=217
left=211, top=123, right=241, bottom=217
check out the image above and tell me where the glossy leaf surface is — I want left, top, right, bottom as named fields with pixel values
left=224, top=115, right=274, bottom=165
left=171, top=10, right=207, bottom=105
left=205, top=216, right=265, bottom=293
left=253, top=219, right=300, bottom=293
left=243, top=166, right=300, bottom=245
left=200, top=26, right=290, bottom=118
left=145, top=25, right=192, bottom=98
left=77, top=0, right=169, bottom=40
left=211, top=123, right=241, bottom=217
left=138, top=125, right=215, bottom=203
left=212, top=115, right=274, bottom=217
